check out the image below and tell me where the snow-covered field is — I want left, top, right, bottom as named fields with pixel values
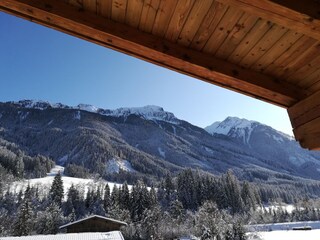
left=247, top=220, right=320, bottom=232
left=248, top=229, right=320, bottom=240
left=8, top=165, right=127, bottom=199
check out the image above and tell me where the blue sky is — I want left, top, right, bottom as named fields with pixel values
left=0, top=12, right=293, bottom=135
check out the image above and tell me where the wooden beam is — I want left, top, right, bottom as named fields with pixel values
left=217, top=0, right=320, bottom=41
left=0, top=0, right=308, bottom=107
left=288, top=90, right=320, bottom=150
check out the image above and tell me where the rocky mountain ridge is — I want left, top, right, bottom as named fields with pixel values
left=1, top=100, right=320, bottom=184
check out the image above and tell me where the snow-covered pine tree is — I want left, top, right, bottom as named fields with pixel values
left=49, top=171, right=64, bottom=206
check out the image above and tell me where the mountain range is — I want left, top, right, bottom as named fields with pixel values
left=1, top=100, right=320, bottom=184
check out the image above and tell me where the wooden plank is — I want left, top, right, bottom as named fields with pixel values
left=152, top=0, right=178, bottom=37
left=203, top=6, right=244, bottom=55
left=165, top=0, right=195, bottom=42
left=288, top=90, right=320, bottom=129
left=215, top=12, right=258, bottom=60
left=306, top=75, right=320, bottom=92
left=293, top=131, right=320, bottom=150
left=264, top=35, right=317, bottom=76
left=97, top=0, right=112, bottom=19
left=292, top=117, right=320, bottom=150
left=239, top=24, right=288, bottom=69
left=279, top=42, right=320, bottom=80
left=303, top=68, right=320, bottom=89
left=139, top=0, right=160, bottom=33
left=227, top=18, right=273, bottom=65
left=0, top=0, right=309, bottom=108
left=190, top=1, right=228, bottom=51
left=83, top=0, right=96, bottom=14
left=177, top=0, right=213, bottom=47
left=250, top=30, right=302, bottom=72
left=216, top=0, right=320, bottom=41
left=67, top=0, right=83, bottom=9
left=111, top=0, right=127, bottom=23
left=125, top=0, right=144, bottom=28
left=286, top=54, right=320, bottom=86
left=289, top=90, right=320, bottom=150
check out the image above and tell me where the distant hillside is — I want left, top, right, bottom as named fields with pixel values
left=1, top=100, right=320, bottom=185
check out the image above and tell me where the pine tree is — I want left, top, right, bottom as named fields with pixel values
left=13, top=198, right=33, bottom=236
left=36, top=202, right=64, bottom=234
left=103, top=184, right=111, bottom=213
left=119, top=182, right=130, bottom=210
left=224, top=170, right=244, bottom=214
left=49, top=171, right=64, bottom=206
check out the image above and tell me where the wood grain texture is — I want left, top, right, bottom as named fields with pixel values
left=264, top=35, right=317, bottom=76
left=177, top=0, right=213, bottom=47
left=227, top=18, right=273, bottom=64
left=215, top=12, right=258, bottom=59
left=139, top=0, right=160, bottom=33
left=203, top=6, right=244, bottom=54
left=190, top=1, right=228, bottom=51
left=216, top=0, right=320, bottom=41
left=97, top=0, right=112, bottom=19
left=250, top=30, right=302, bottom=72
left=152, top=0, right=178, bottom=37
left=111, top=0, right=127, bottom=23
left=0, top=0, right=307, bottom=108
left=125, top=0, right=144, bottom=28
left=165, top=0, right=195, bottom=42
left=239, top=24, right=288, bottom=69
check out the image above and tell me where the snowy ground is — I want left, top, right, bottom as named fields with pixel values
left=8, top=165, right=128, bottom=199
left=247, top=229, right=320, bottom=240
left=247, top=220, right=320, bottom=232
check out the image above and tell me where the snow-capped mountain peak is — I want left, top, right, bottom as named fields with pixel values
left=205, top=117, right=257, bottom=144
left=205, top=116, right=293, bottom=145
left=10, top=100, right=179, bottom=124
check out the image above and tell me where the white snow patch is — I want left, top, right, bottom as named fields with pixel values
left=18, top=111, right=29, bottom=121
left=205, top=117, right=255, bottom=144
left=272, top=134, right=284, bottom=143
left=9, top=165, right=132, bottom=200
left=172, top=125, right=177, bottom=135
left=74, top=110, right=81, bottom=120
left=106, top=158, right=135, bottom=174
left=47, top=165, right=65, bottom=176
left=247, top=229, right=320, bottom=240
left=204, top=146, right=214, bottom=154
left=103, top=105, right=180, bottom=124
left=58, top=155, right=68, bottom=165
left=77, top=104, right=99, bottom=113
left=158, top=147, right=166, bottom=158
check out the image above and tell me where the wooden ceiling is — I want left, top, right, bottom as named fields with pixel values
left=1, top=0, right=320, bottom=149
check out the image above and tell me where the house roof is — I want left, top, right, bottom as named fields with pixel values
left=59, top=215, right=127, bottom=229
left=2, top=0, right=320, bottom=149
left=0, top=231, right=124, bottom=240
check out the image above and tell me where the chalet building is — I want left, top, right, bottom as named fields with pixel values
left=0, top=231, right=125, bottom=240
left=59, top=215, right=127, bottom=233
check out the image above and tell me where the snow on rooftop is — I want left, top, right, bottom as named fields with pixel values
left=0, top=231, right=124, bottom=240
left=59, top=215, right=127, bottom=229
